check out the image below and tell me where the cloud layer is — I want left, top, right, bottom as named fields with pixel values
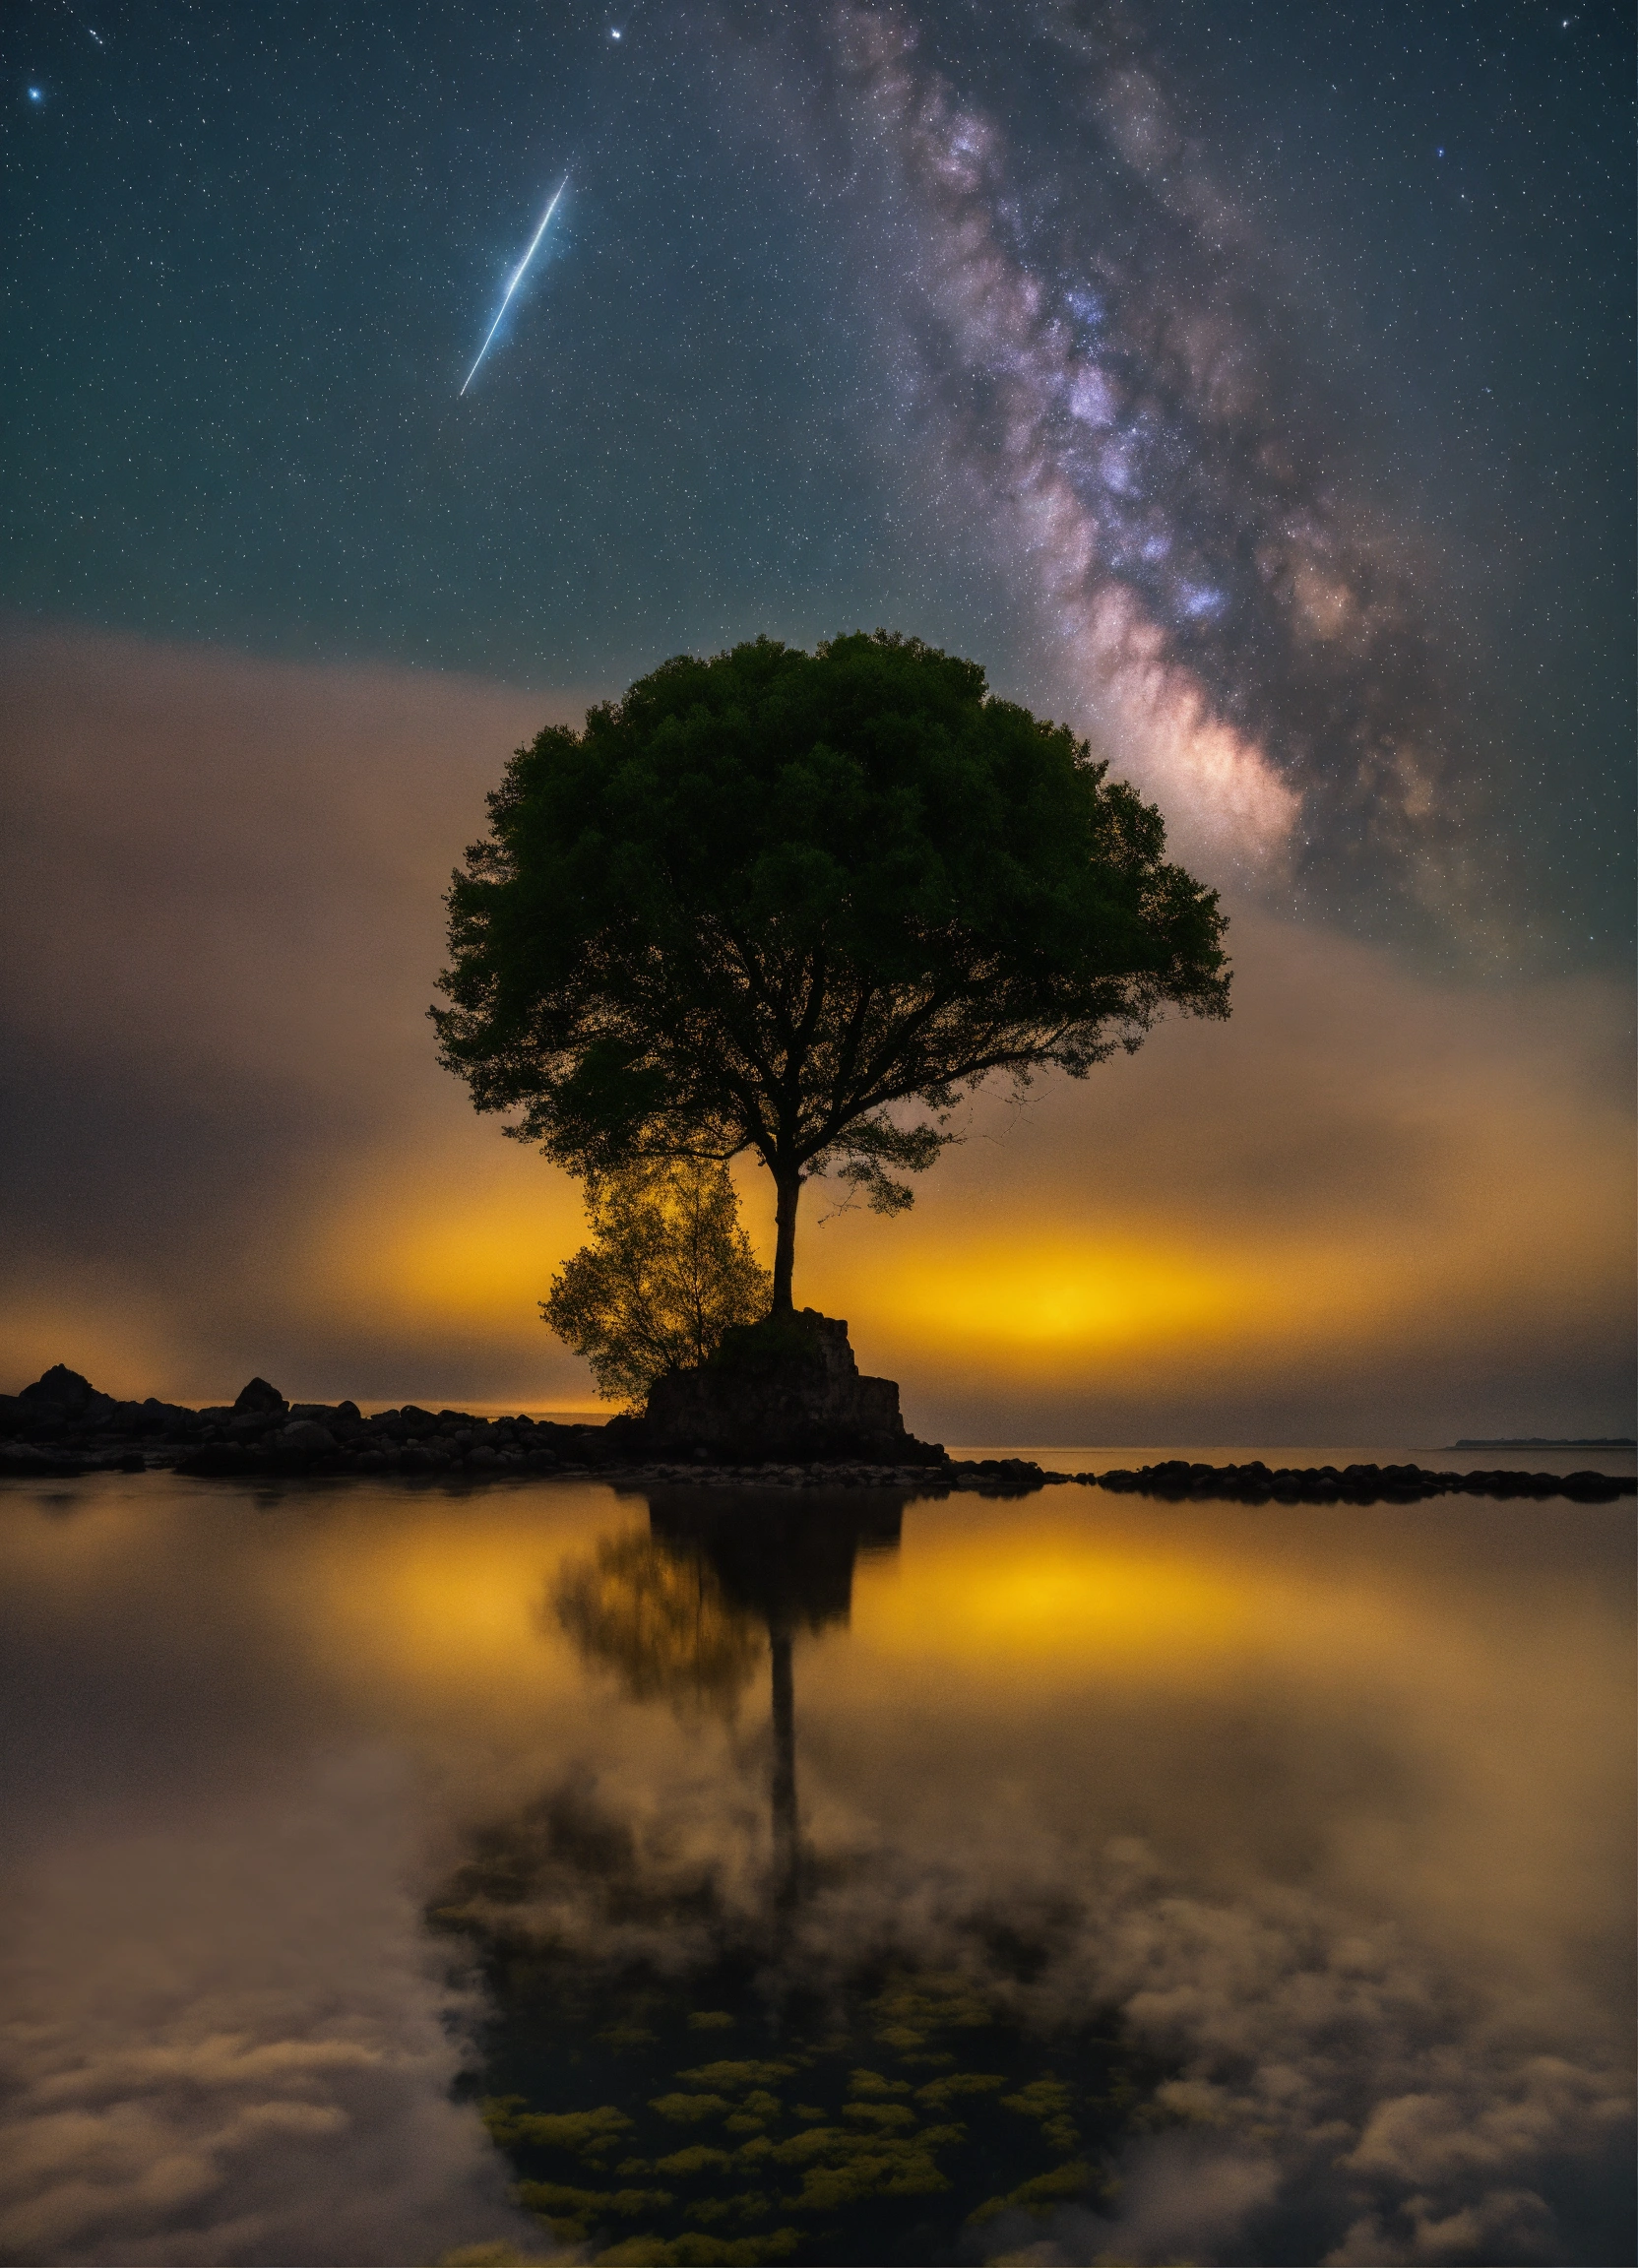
left=3, top=622, right=1631, bottom=1433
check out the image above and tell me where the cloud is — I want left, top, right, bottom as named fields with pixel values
left=0, top=1746, right=537, bottom=2266
left=2, top=1467, right=1627, bottom=2265
left=385, top=1482, right=1635, bottom=2264
left=803, top=903, right=1635, bottom=1444
left=0, top=621, right=602, bottom=1407
left=419, top=1748, right=1634, bottom=2267
left=2, top=621, right=1631, bottom=1434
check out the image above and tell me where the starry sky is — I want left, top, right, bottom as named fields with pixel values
left=2, top=0, right=1633, bottom=1433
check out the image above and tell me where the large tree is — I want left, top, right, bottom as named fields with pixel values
left=435, top=631, right=1230, bottom=1313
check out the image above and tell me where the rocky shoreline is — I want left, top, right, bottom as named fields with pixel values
left=1, top=1366, right=1631, bottom=1503
left=1094, top=1457, right=1633, bottom=1503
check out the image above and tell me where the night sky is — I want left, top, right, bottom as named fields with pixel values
left=2, top=0, right=1633, bottom=1428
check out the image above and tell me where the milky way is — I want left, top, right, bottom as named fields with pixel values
left=9, top=0, right=1627, bottom=963
left=736, top=0, right=1496, bottom=939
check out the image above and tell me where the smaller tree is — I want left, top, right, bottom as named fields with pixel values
left=542, top=1160, right=772, bottom=1408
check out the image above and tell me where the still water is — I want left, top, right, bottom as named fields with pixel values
left=1, top=1467, right=1632, bottom=2268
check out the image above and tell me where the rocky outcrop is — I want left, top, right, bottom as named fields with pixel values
left=644, top=1310, right=943, bottom=1465
left=1095, top=1458, right=1635, bottom=1504
left=1, top=1365, right=1631, bottom=1502
left=234, top=1376, right=288, bottom=1416
left=19, top=1363, right=116, bottom=1419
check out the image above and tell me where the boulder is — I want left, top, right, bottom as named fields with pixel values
left=233, top=1377, right=288, bottom=1416
left=276, top=1419, right=336, bottom=1455
left=19, top=1364, right=115, bottom=1418
left=644, top=1310, right=941, bottom=1465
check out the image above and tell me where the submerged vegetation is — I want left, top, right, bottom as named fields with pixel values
left=427, top=1498, right=1178, bottom=2264
left=429, top=1792, right=1177, bottom=2267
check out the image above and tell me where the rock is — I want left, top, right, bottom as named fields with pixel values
left=19, top=1364, right=116, bottom=1418
left=174, top=1444, right=252, bottom=1476
left=276, top=1419, right=336, bottom=1454
left=644, top=1310, right=943, bottom=1465
left=234, top=1377, right=288, bottom=1416
left=1, top=1443, right=80, bottom=1476
left=1087, top=1459, right=1635, bottom=1505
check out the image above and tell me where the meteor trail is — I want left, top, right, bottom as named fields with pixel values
left=460, top=177, right=567, bottom=397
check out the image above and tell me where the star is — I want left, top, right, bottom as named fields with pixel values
left=28, top=86, right=43, bottom=101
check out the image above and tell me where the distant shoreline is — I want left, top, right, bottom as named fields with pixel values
left=1451, top=1437, right=1635, bottom=1450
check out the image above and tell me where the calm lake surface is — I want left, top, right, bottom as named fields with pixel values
left=2, top=1463, right=1632, bottom=2268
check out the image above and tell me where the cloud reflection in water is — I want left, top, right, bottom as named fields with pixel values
left=0, top=1476, right=1629, bottom=2265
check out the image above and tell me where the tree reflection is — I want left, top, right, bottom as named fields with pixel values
left=550, top=1493, right=903, bottom=1908
left=551, top=1531, right=764, bottom=1723
left=435, top=1496, right=1171, bottom=2266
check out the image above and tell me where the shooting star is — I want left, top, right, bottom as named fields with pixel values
left=460, top=176, right=567, bottom=397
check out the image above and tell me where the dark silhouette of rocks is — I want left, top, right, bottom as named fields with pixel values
left=1453, top=1436, right=1636, bottom=1449
left=1094, top=1457, right=1633, bottom=1504
left=19, top=1363, right=115, bottom=1418
left=0, top=1364, right=1631, bottom=1501
left=644, top=1309, right=943, bottom=1465
left=234, top=1376, right=288, bottom=1416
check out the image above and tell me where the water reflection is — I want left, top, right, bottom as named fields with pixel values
left=552, top=1494, right=902, bottom=1908
left=0, top=1474, right=1630, bottom=2268
left=442, top=1492, right=1170, bottom=2265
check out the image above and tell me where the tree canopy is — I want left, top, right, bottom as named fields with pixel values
left=541, top=1161, right=771, bottom=1408
left=436, top=630, right=1229, bottom=1311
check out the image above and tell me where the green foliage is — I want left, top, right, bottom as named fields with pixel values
left=541, top=1160, right=771, bottom=1407
left=432, top=2247, right=550, bottom=2267
left=675, top=2061, right=796, bottom=2091
left=914, top=2071, right=1005, bottom=2110
left=517, top=2179, right=675, bottom=2218
left=483, top=2100, right=632, bottom=2155
left=592, top=2235, right=799, bottom=2266
left=453, top=1944, right=1165, bottom=2262
left=651, top=2093, right=733, bottom=2123
left=968, top=2157, right=1095, bottom=2226
left=654, top=2147, right=736, bottom=2177
left=436, top=630, right=1230, bottom=1307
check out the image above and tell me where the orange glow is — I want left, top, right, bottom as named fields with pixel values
left=286, top=1498, right=600, bottom=1706
left=3, top=627, right=1630, bottom=1437
left=871, top=1532, right=1251, bottom=1664
left=846, top=1509, right=1460, bottom=1691
left=310, top=1141, right=583, bottom=1327
left=862, top=1239, right=1246, bottom=1352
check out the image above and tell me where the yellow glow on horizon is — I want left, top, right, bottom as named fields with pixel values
left=863, top=1239, right=1247, bottom=1351
left=377, top=1204, right=558, bottom=1317
left=307, top=1138, right=585, bottom=1335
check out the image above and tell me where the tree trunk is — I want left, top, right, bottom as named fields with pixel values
left=770, top=1625, right=798, bottom=1909
left=771, top=1166, right=801, bottom=1314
